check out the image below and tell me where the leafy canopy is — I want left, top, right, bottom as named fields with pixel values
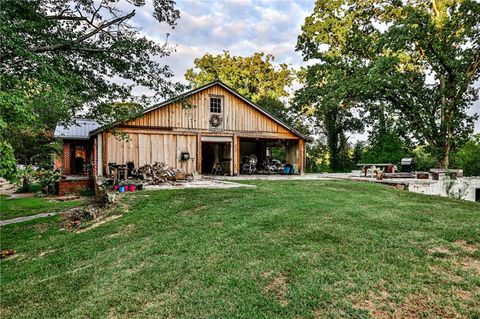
left=185, top=51, right=294, bottom=103
left=185, top=51, right=307, bottom=133
left=453, top=134, right=480, bottom=176
left=297, top=0, right=480, bottom=168
left=0, top=0, right=181, bottom=179
left=294, top=63, right=364, bottom=171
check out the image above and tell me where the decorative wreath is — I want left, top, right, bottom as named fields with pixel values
left=209, top=114, right=223, bottom=127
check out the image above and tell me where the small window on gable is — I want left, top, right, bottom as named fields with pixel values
left=210, top=96, right=222, bottom=113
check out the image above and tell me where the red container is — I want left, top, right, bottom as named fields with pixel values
left=128, top=185, right=136, bottom=192
left=113, top=185, right=119, bottom=191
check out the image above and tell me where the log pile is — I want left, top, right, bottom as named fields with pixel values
left=134, top=162, right=192, bottom=184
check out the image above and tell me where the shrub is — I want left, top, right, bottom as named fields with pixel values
left=16, top=166, right=60, bottom=194
left=453, top=134, right=480, bottom=176
left=412, top=146, right=438, bottom=172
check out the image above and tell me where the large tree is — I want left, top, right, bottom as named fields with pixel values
left=0, top=0, right=181, bottom=178
left=297, top=0, right=480, bottom=168
left=185, top=51, right=303, bottom=131
left=185, top=51, right=294, bottom=103
left=294, top=62, right=363, bottom=171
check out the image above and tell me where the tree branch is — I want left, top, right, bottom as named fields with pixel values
left=29, top=10, right=135, bottom=54
left=45, top=15, right=88, bottom=21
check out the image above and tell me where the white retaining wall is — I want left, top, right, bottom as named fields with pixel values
left=408, top=177, right=480, bottom=202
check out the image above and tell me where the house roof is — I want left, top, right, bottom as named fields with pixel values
left=90, top=80, right=305, bottom=139
left=54, top=119, right=99, bottom=140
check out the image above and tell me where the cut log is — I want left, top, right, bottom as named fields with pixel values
left=133, top=162, right=192, bottom=185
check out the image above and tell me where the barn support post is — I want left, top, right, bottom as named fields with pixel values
left=102, top=132, right=107, bottom=176
left=298, top=139, right=305, bottom=175
left=96, top=135, right=103, bottom=176
left=233, top=134, right=239, bottom=175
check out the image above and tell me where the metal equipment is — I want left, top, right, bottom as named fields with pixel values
left=400, top=158, right=415, bottom=172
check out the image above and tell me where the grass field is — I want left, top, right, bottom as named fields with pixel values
left=1, top=180, right=479, bottom=318
left=0, top=195, right=85, bottom=220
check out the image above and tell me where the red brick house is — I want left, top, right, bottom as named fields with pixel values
left=54, top=119, right=99, bottom=195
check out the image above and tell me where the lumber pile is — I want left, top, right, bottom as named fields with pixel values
left=134, top=162, right=192, bottom=184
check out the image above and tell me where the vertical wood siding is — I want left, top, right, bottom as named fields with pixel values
left=105, top=131, right=197, bottom=173
left=123, top=84, right=293, bottom=135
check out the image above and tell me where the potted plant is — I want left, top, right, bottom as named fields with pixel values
left=118, top=181, right=127, bottom=193
left=129, top=178, right=143, bottom=191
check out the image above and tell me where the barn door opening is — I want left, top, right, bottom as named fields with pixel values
left=201, top=142, right=231, bottom=175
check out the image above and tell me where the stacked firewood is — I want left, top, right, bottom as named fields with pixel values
left=134, top=162, right=192, bottom=184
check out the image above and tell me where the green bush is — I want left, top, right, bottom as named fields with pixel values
left=0, top=141, right=18, bottom=182
left=362, top=130, right=407, bottom=165
left=305, top=140, right=331, bottom=173
left=453, top=134, right=480, bottom=176
left=16, top=166, right=61, bottom=194
left=412, top=146, right=438, bottom=172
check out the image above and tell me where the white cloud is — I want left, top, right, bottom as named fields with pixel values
left=121, top=0, right=479, bottom=133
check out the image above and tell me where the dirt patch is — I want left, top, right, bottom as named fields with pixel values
left=429, top=265, right=463, bottom=283
left=454, top=240, right=478, bottom=254
left=324, top=187, right=348, bottom=192
left=398, top=293, right=461, bottom=319
left=428, top=246, right=452, bottom=258
left=38, top=249, right=58, bottom=258
left=211, top=221, right=224, bottom=228
left=126, top=261, right=151, bottom=274
left=351, top=290, right=462, bottom=319
left=457, top=257, right=480, bottom=274
left=35, top=223, right=49, bottom=233
left=262, top=272, right=289, bottom=306
left=77, top=215, right=123, bottom=233
left=179, top=205, right=207, bottom=216
left=350, top=290, right=393, bottom=319
left=106, top=224, right=135, bottom=238
left=454, top=289, right=472, bottom=301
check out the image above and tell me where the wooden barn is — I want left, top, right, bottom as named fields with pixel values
left=54, top=80, right=306, bottom=193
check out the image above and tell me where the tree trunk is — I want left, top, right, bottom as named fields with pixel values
left=327, top=134, right=340, bottom=171
left=439, top=142, right=451, bottom=169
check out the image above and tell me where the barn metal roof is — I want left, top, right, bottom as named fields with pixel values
left=54, top=119, right=99, bottom=140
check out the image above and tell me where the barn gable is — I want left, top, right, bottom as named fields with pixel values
left=93, top=81, right=304, bottom=140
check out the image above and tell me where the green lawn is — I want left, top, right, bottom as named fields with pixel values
left=1, top=180, right=479, bottom=318
left=0, top=195, right=85, bottom=220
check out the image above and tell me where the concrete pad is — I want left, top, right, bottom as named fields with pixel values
left=209, top=173, right=334, bottom=181
left=144, top=179, right=256, bottom=191
left=1, top=212, right=60, bottom=226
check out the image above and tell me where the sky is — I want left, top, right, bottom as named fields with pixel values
left=122, top=0, right=479, bottom=136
